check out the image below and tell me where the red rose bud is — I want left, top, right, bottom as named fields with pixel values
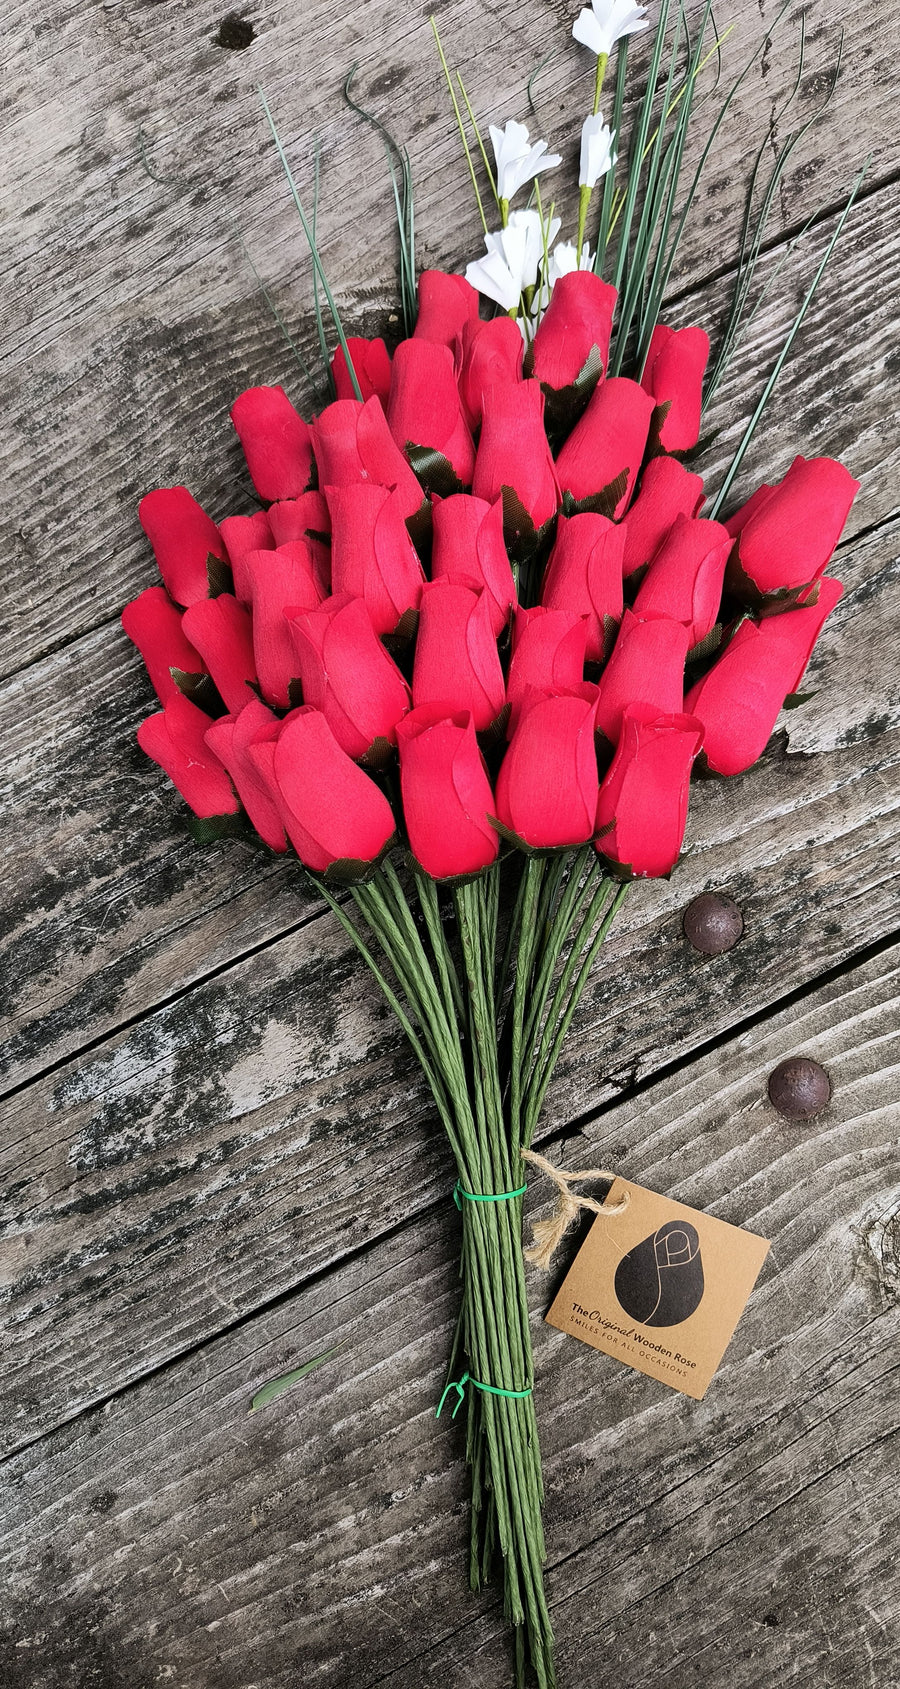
left=219, top=511, right=275, bottom=603
left=267, top=492, right=331, bottom=594
left=684, top=578, right=844, bottom=776
left=332, top=337, right=392, bottom=405
left=412, top=580, right=506, bottom=731
left=243, top=542, right=322, bottom=708
left=230, top=385, right=314, bottom=502
left=640, top=324, right=709, bottom=452
left=506, top=607, right=588, bottom=734
left=396, top=705, right=499, bottom=879
left=555, top=376, right=655, bottom=514
left=249, top=708, right=396, bottom=872
left=326, top=482, right=425, bottom=636
left=310, top=396, right=424, bottom=521
left=620, top=455, right=705, bottom=578
left=413, top=269, right=480, bottom=348
left=431, top=494, right=517, bottom=636
left=204, top=699, right=287, bottom=852
left=633, top=513, right=731, bottom=646
left=181, top=593, right=258, bottom=714
left=473, top=380, right=560, bottom=529
left=387, top=339, right=476, bottom=486
left=267, top=491, right=330, bottom=546
left=725, top=455, right=860, bottom=598
left=121, top=586, right=206, bottom=706
left=531, top=270, right=617, bottom=391
left=495, top=687, right=600, bottom=848
left=541, top=513, right=625, bottom=663
left=596, top=703, right=704, bottom=878
left=595, top=610, right=691, bottom=744
left=138, top=486, right=226, bottom=608
left=288, top=594, right=411, bottom=760
left=457, top=317, right=524, bottom=432
left=722, top=483, right=773, bottom=537
left=137, top=694, right=237, bottom=819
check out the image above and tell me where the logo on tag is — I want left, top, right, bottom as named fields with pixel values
left=545, top=1178, right=770, bottom=1399
left=614, top=1221, right=705, bottom=1326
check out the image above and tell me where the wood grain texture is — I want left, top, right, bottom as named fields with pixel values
left=4, top=0, right=899, bottom=1678
left=1, top=944, right=896, bottom=1689
left=2, top=0, right=897, bottom=679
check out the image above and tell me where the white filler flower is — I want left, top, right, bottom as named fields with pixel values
left=572, top=0, right=649, bottom=58
left=579, top=113, right=617, bottom=189
left=465, top=210, right=562, bottom=309
left=548, top=240, right=595, bottom=284
left=489, top=119, right=562, bottom=204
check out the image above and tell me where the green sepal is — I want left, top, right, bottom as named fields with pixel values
left=592, top=849, right=636, bottom=882
left=725, top=547, right=820, bottom=618
left=206, top=554, right=235, bottom=598
left=782, top=689, right=819, bottom=710
left=360, top=735, right=396, bottom=772
left=486, top=815, right=596, bottom=859
left=561, top=467, right=629, bottom=521
left=402, top=847, right=497, bottom=889
left=688, top=623, right=723, bottom=663
left=405, top=442, right=467, bottom=498
left=319, top=835, right=398, bottom=886
left=169, top=668, right=222, bottom=713
left=382, top=607, right=419, bottom=659
left=538, top=344, right=604, bottom=439
left=643, top=399, right=673, bottom=460
left=405, top=499, right=433, bottom=553
left=187, top=810, right=251, bottom=845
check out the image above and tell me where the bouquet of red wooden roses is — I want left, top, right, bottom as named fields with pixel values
left=121, top=3, right=861, bottom=1682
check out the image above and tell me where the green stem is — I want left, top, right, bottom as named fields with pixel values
left=575, top=51, right=608, bottom=264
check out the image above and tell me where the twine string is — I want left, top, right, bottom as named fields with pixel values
left=520, top=1148, right=628, bottom=1270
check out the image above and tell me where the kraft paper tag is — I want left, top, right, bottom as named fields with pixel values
left=545, top=1178, right=770, bottom=1400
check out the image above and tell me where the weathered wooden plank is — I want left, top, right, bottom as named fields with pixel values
left=2, top=0, right=897, bottom=680
left=1, top=944, right=896, bottom=1688
left=1, top=698, right=898, bottom=1455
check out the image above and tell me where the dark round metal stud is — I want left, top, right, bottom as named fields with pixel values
left=767, top=1057, right=831, bottom=1121
left=682, top=892, right=744, bottom=956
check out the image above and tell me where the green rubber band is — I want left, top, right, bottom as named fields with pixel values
left=436, top=1371, right=534, bottom=1420
left=452, top=1179, right=528, bottom=1210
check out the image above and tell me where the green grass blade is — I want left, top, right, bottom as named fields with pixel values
left=595, top=40, right=629, bottom=275
left=610, top=0, right=673, bottom=299
left=709, top=163, right=868, bottom=520
left=706, top=25, right=844, bottom=405
left=259, top=88, right=363, bottom=399
left=343, top=65, right=418, bottom=333
left=430, top=16, right=489, bottom=235
left=250, top=1346, right=340, bottom=1411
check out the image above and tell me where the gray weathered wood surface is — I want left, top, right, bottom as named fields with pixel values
left=2, top=0, right=898, bottom=1684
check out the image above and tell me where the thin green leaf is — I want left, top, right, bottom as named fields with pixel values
left=258, top=88, right=363, bottom=399
left=249, top=1346, right=340, bottom=1412
left=343, top=65, right=418, bottom=334
left=706, top=24, right=845, bottom=405
left=595, top=40, right=629, bottom=275
left=430, top=17, right=489, bottom=235
left=709, top=163, right=868, bottom=519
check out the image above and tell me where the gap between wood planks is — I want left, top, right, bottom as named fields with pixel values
left=3, top=920, right=897, bottom=1471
